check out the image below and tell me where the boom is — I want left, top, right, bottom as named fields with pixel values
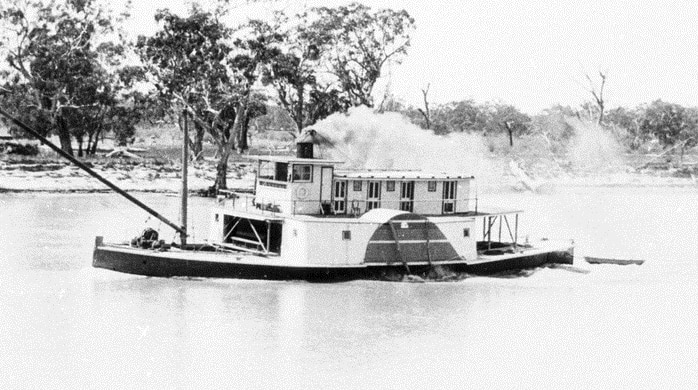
left=0, top=107, right=186, bottom=237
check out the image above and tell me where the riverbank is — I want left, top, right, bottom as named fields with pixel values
left=0, top=157, right=255, bottom=194
left=1, top=154, right=696, bottom=195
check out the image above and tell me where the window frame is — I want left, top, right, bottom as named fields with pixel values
left=427, top=181, right=437, bottom=192
left=353, top=180, right=362, bottom=192
left=292, top=164, right=313, bottom=182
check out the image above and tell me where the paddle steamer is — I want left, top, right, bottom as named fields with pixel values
left=93, top=130, right=574, bottom=280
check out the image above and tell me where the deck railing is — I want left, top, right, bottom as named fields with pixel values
left=218, top=192, right=479, bottom=218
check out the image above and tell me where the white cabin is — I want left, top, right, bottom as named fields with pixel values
left=248, top=156, right=474, bottom=217
left=204, top=129, right=511, bottom=265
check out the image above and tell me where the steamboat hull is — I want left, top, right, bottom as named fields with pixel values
left=93, top=240, right=574, bottom=281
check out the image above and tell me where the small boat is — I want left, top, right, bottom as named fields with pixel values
left=1, top=108, right=574, bottom=281
left=584, top=256, right=645, bottom=266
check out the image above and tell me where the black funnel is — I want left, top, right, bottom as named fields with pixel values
left=296, top=129, right=316, bottom=159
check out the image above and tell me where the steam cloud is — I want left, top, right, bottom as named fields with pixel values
left=565, top=117, right=624, bottom=172
left=307, top=106, right=627, bottom=192
left=311, top=106, right=498, bottom=183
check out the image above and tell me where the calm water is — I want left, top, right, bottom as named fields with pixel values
left=1, top=187, right=698, bottom=389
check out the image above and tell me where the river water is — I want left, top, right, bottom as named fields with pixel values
left=1, top=187, right=698, bottom=389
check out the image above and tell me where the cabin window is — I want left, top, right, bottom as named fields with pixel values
left=353, top=181, right=362, bottom=191
left=342, top=230, right=351, bottom=240
left=463, top=228, right=470, bottom=237
left=428, top=181, right=437, bottom=192
left=258, top=161, right=275, bottom=180
left=386, top=181, right=395, bottom=192
left=292, top=164, right=312, bottom=182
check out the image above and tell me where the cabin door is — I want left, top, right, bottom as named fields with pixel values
left=366, top=181, right=381, bottom=210
left=320, top=167, right=333, bottom=211
left=442, top=180, right=457, bottom=214
left=333, top=180, right=347, bottom=214
left=400, top=181, right=414, bottom=212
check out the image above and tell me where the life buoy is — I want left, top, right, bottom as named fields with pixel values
left=295, top=186, right=309, bottom=199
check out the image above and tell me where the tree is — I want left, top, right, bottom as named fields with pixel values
left=259, top=11, right=349, bottom=132
left=138, top=8, right=276, bottom=190
left=0, top=0, right=128, bottom=156
left=434, top=100, right=488, bottom=133
left=485, top=103, right=531, bottom=146
left=417, top=84, right=431, bottom=130
left=584, top=71, right=607, bottom=125
left=606, top=106, right=643, bottom=150
left=531, top=105, right=577, bottom=150
left=639, top=100, right=698, bottom=161
left=311, top=3, right=414, bottom=108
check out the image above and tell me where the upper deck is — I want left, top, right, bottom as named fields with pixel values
left=241, top=129, right=481, bottom=217
left=239, top=154, right=476, bottom=217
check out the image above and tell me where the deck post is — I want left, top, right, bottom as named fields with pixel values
left=180, top=109, right=189, bottom=246
left=246, top=219, right=268, bottom=253
left=497, top=215, right=504, bottom=242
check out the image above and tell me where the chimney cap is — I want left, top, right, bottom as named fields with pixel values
left=296, top=128, right=317, bottom=144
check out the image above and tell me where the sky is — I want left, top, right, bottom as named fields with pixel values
left=123, top=0, right=698, bottom=114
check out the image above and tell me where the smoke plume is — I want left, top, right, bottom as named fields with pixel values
left=565, top=117, right=624, bottom=173
left=311, top=106, right=497, bottom=182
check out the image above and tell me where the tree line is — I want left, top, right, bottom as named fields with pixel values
left=1, top=0, right=696, bottom=191
left=0, top=0, right=414, bottom=189
left=386, top=96, right=698, bottom=160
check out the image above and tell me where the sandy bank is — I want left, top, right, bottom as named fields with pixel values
left=0, top=159, right=254, bottom=194
left=1, top=158, right=695, bottom=195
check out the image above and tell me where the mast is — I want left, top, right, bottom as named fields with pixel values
left=0, top=107, right=186, bottom=236
left=180, top=110, right=188, bottom=246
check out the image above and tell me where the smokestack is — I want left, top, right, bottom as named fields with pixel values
left=296, top=129, right=316, bottom=159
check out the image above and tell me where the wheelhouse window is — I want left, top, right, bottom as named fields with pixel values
left=258, top=161, right=289, bottom=188
left=292, top=164, right=312, bottom=182
left=258, top=161, right=275, bottom=180
left=258, top=161, right=288, bottom=182
left=428, top=181, right=437, bottom=192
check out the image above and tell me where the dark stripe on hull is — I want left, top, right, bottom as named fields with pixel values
left=93, top=245, right=573, bottom=281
